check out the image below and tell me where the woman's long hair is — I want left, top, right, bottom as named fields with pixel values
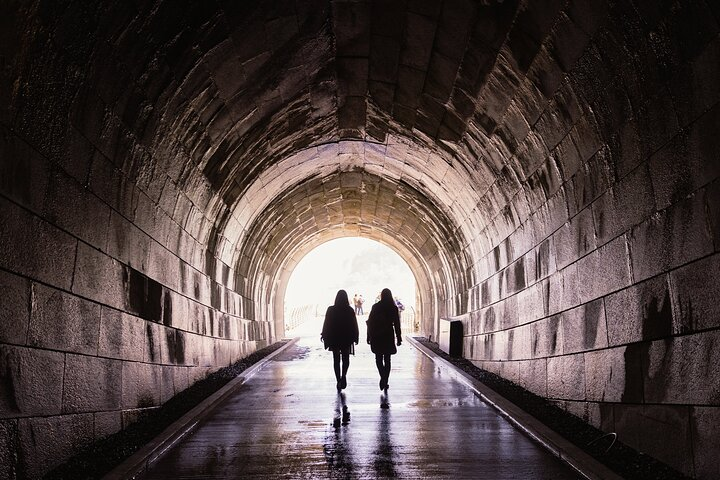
left=334, top=289, right=350, bottom=307
left=379, top=288, right=394, bottom=305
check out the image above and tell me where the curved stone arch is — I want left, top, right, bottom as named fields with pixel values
left=269, top=230, right=436, bottom=340
left=233, top=169, right=473, bottom=338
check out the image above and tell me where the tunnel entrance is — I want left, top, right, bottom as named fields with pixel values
left=282, top=237, right=418, bottom=336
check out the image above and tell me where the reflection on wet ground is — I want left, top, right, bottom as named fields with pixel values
left=138, top=329, right=580, bottom=479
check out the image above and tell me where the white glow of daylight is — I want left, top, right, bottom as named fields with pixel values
left=284, top=237, right=416, bottom=310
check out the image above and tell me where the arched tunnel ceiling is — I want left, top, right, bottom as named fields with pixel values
left=8, top=0, right=612, bottom=310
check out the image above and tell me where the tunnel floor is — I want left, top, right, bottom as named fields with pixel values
left=136, top=323, right=580, bottom=479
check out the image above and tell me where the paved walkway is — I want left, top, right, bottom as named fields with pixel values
left=138, top=322, right=579, bottom=479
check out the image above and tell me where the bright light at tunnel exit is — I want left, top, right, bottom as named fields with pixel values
left=284, top=237, right=416, bottom=313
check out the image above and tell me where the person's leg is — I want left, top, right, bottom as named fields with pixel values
left=340, top=351, right=350, bottom=388
left=375, top=353, right=385, bottom=389
left=383, top=354, right=392, bottom=387
left=333, top=351, right=342, bottom=388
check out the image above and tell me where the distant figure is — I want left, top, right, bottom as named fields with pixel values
left=366, top=288, right=402, bottom=391
left=394, top=297, right=404, bottom=313
left=321, top=290, right=359, bottom=390
left=353, top=293, right=360, bottom=315
left=358, top=294, right=365, bottom=315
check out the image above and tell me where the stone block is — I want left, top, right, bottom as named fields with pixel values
left=28, top=283, right=100, bottom=355
left=691, top=407, right=720, bottom=480
left=707, top=178, right=720, bottom=252
left=18, top=413, right=94, bottom=479
left=106, top=210, right=152, bottom=273
left=0, top=420, right=19, bottom=479
left=553, top=207, right=595, bottom=269
left=670, top=35, right=720, bottom=127
left=669, top=254, right=720, bottom=334
left=62, top=354, right=122, bottom=413
left=628, top=192, right=713, bottom=282
left=144, top=321, right=165, bottom=364
left=638, top=405, right=694, bottom=477
left=94, top=410, right=122, bottom=440
left=605, top=274, right=673, bottom=346
left=0, top=125, right=50, bottom=214
left=518, top=358, right=547, bottom=396
left=612, top=404, right=645, bottom=452
left=161, top=366, right=176, bottom=403
left=509, top=323, right=531, bottom=360
left=0, top=197, right=77, bottom=290
left=0, top=269, right=30, bottom=344
left=515, top=282, right=546, bottom=325
left=531, top=315, right=561, bottom=358
left=643, top=330, right=720, bottom=405
left=72, top=242, right=126, bottom=311
left=121, top=362, right=161, bottom=409
left=98, top=307, right=145, bottom=362
left=547, top=353, right=585, bottom=400
left=0, top=345, right=64, bottom=416
left=575, top=235, right=631, bottom=303
left=649, top=105, right=720, bottom=210
left=44, top=168, right=111, bottom=250
left=584, top=346, right=642, bottom=403
left=592, top=163, right=655, bottom=246
left=560, top=298, right=608, bottom=354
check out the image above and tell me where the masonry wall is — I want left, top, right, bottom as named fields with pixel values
left=0, top=11, right=270, bottom=480
left=458, top=2, right=720, bottom=478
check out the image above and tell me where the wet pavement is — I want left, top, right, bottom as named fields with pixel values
left=138, top=322, right=580, bottom=479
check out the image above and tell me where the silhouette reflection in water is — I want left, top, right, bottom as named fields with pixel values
left=323, top=392, right=355, bottom=476
left=373, top=394, right=398, bottom=478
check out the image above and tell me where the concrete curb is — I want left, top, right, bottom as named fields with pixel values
left=406, top=336, right=623, bottom=480
left=103, top=337, right=300, bottom=480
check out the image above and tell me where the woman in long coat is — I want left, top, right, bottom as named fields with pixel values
left=366, top=288, right=402, bottom=390
left=321, top=290, right=359, bottom=390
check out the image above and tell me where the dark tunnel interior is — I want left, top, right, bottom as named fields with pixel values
left=1, top=0, right=719, bottom=477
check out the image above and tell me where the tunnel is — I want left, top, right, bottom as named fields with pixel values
left=0, top=0, right=718, bottom=478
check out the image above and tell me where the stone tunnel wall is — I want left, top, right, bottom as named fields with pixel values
left=0, top=6, right=271, bottom=479
left=455, top=2, right=720, bottom=478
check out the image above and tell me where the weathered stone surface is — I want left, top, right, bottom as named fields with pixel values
left=0, top=198, right=77, bottom=291
left=560, top=299, right=607, bottom=354
left=28, top=284, right=100, bottom=355
left=517, top=358, right=547, bottom=396
left=575, top=235, right=631, bottom=303
left=0, top=270, right=30, bottom=345
left=628, top=192, right=713, bottom=282
left=644, top=331, right=720, bottom=405
left=584, top=346, right=641, bottom=403
left=98, top=307, right=145, bottom=361
left=547, top=353, right=585, bottom=400
left=0, top=346, right=64, bottom=417
left=122, top=362, right=162, bottom=409
left=94, top=411, right=122, bottom=440
left=18, top=413, right=94, bottom=479
left=0, top=420, right=18, bottom=479
left=669, top=254, right=720, bottom=334
left=605, top=274, right=673, bottom=347
left=553, top=207, right=595, bottom=270
left=72, top=242, right=126, bottom=311
left=62, top=354, right=122, bottom=413
left=691, top=407, right=720, bottom=480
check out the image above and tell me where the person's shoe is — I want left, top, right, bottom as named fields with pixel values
left=341, top=376, right=347, bottom=389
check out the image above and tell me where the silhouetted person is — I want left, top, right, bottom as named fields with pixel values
left=321, top=290, right=359, bottom=390
left=367, top=288, right=402, bottom=390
